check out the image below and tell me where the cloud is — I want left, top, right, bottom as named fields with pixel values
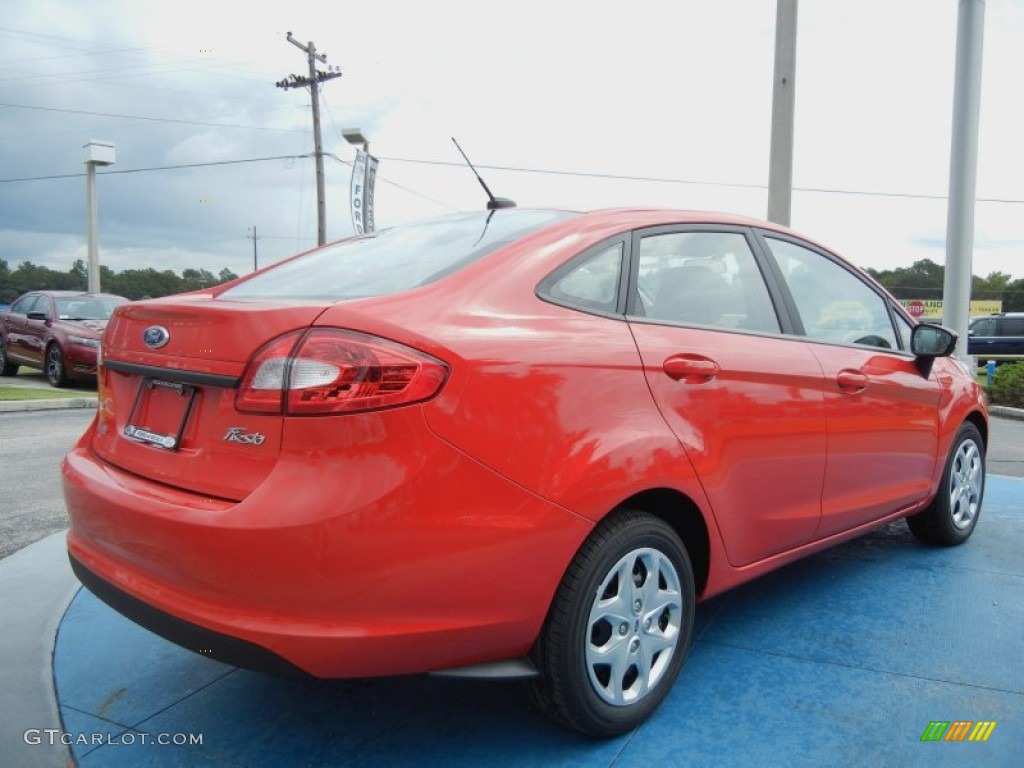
left=1, top=0, right=1022, bottom=283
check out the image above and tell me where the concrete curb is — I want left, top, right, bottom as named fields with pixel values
left=0, top=530, right=77, bottom=768
left=0, top=398, right=97, bottom=413
left=989, top=404, right=1024, bottom=422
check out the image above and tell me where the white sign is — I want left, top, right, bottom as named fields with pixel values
left=349, top=151, right=378, bottom=235
left=350, top=150, right=367, bottom=235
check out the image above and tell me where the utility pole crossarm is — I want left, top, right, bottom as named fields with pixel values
left=276, top=31, right=342, bottom=247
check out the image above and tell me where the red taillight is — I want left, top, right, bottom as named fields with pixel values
left=236, top=329, right=448, bottom=415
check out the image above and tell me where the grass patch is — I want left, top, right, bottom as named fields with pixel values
left=0, top=386, right=94, bottom=401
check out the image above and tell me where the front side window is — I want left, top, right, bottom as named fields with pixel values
left=893, top=307, right=913, bottom=351
left=9, top=295, right=35, bottom=315
left=221, top=209, right=577, bottom=301
left=970, top=317, right=997, bottom=337
left=765, top=237, right=898, bottom=350
left=634, top=231, right=780, bottom=333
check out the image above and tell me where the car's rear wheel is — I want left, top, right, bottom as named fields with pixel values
left=907, top=422, right=985, bottom=546
left=46, top=343, right=69, bottom=387
left=0, top=340, right=17, bottom=376
left=529, top=509, right=695, bottom=737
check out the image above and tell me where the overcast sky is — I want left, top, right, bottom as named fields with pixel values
left=1, top=0, right=1022, bottom=282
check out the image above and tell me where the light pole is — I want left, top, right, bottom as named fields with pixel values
left=84, top=140, right=115, bottom=293
left=343, top=128, right=377, bottom=234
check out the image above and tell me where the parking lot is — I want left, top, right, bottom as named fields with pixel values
left=1, top=378, right=1022, bottom=766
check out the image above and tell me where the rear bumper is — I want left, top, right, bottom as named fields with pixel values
left=63, top=417, right=592, bottom=678
left=69, top=553, right=305, bottom=675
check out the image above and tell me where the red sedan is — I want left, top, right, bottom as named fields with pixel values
left=63, top=209, right=987, bottom=736
left=0, top=290, right=128, bottom=386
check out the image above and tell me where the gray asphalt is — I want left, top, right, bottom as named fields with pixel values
left=0, top=409, right=94, bottom=560
left=1, top=408, right=1022, bottom=561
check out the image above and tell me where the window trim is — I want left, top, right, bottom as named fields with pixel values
left=536, top=235, right=631, bottom=318
left=752, top=229, right=913, bottom=356
left=624, top=224, right=792, bottom=336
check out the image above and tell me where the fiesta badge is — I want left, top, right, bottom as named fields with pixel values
left=143, top=326, right=170, bottom=349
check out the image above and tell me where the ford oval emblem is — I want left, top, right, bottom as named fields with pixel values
left=143, top=326, right=170, bottom=349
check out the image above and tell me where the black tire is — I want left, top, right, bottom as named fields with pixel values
left=907, top=422, right=985, bottom=546
left=529, top=509, right=695, bottom=737
left=0, top=339, right=17, bottom=376
left=45, top=342, right=70, bottom=388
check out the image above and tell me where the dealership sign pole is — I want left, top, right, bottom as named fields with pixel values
left=345, top=129, right=377, bottom=235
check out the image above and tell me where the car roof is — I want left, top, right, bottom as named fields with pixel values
left=24, top=291, right=127, bottom=299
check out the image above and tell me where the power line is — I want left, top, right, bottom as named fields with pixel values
left=377, top=156, right=1024, bottom=206
left=0, top=154, right=312, bottom=183
left=2, top=147, right=1022, bottom=207
left=0, top=101, right=305, bottom=133
left=323, top=153, right=457, bottom=211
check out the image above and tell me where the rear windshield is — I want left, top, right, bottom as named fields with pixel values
left=220, top=209, right=578, bottom=300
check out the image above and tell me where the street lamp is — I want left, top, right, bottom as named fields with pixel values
left=342, top=128, right=377, bottom=234
left=84, top=140, right=116, bottom=293
left=341, top=128, right=369, bottom=153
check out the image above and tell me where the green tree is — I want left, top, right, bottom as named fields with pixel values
left=866, top=259, right=945, bottom=300
left=1003, top=278, right=1024, bottom=312
left=69, top=259, right=88, bottom=291
left=972, top=271, right=1012, bottom=301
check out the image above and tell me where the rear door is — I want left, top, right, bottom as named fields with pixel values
left=756, top=233, right=941, bottom=536
left=626, top=227, right=828, bottom=567
left=997, top=316, right=1024, bottom=356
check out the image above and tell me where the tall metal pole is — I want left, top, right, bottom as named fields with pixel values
left=942, top=0, right=985, bottom=360
left=248, top=226, right=259, bottom=272
left=306, top=44, right=327, bottom=247
left=83, top=140, right=114, bottom=293
left=86, top=162, right=100, bottom=293
left=277, top=33, right=342, bottom=248
left=767, top=0, right=798, bottom=226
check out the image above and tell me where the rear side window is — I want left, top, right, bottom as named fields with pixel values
left=221, top=209, right=577, bottom=300
left=541, top=241, right=624, bottom=313
left=635, top=231, right=780, bottom=333
left=1003, top=317, right=1024, bottom=335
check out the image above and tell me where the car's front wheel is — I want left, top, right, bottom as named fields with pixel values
left=46, top=343, right=70, bottom=387
left=529, top=509, right=695, bottom=737
left=907, top=422, right=985, bottom=546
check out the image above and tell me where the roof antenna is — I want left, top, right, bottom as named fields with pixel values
left=451, top=137, right=516, bottom=210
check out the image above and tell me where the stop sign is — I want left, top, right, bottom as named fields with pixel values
left=907, top=300, right=925, bottom=318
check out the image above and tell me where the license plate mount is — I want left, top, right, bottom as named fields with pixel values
left=123, top=378, right=197, bottom=451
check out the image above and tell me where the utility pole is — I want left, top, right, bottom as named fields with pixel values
left=767, top=0, right=798, bottom=226
left=247, top=226, right=260, bottom=272
left=276, top=32, right=342, bottom=247
left=942, top=0, right=985, bottom=361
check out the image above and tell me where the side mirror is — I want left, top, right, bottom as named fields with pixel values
left=27, top=311, right=49, bottom=321
left=911, top=323, right=957, bottom=357
left=911, top=324, right=957, bottom=377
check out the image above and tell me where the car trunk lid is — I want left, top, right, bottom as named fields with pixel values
left=92, top=297, right=328, bottom=500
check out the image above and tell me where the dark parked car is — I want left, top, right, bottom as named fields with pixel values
left=968, top=313, right=1024, bottom=361
left=0, top=290, right=128, bottom=386
left=64, top=209, right=987, bottom=736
